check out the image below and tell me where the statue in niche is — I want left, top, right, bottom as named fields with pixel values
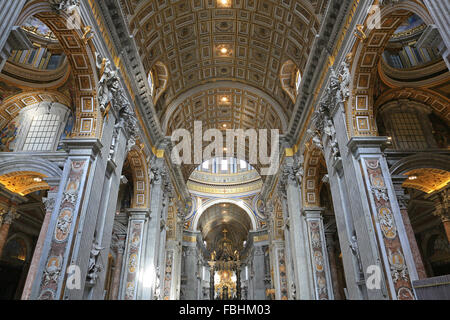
left=349, top=232, right=364, bottom=280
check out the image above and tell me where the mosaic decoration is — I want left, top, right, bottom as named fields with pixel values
left=0, top=118, right=18, bottom=152
left=364, top=158, right=415, bottom=300
left=273, top=197, right=284, bottom=240
left=123, top=221, right=145, bottom=300
left=166, top=201, right=177, bottom=240
left=162, top=250, right=174, bottom=300
left=0, top=81, right=22, bottom=105
left=37, top=160, right=87, bottom=300
left=276, top=247, right=288, bottom=300
left=307, top=220, right=329, bottom=300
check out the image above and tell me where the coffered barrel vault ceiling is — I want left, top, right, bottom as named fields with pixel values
left=119, top=0, right=325, bottom=128
left=163, top=84, right=288, bottom=135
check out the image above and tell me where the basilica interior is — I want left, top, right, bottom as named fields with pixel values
left=0, top=0, right=449, bottom=301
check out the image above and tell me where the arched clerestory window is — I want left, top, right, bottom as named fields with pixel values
left=13, top=102, right=71, bottom=152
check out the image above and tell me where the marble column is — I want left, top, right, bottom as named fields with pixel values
left=392, top=177, right=427, bottom=280
left=0, top=206, right=20, bottom=257
left=162, top=238, right=182, bottom=300
left=155, top=184, right=172, bottom=300
left=433, top=188, right=450, bottom=242
left=181, top=239, right=200, bottom=300
left=209, top=262, right=215, bottom=300
left=119, top=208, right=150, bottom=300
left=21, top=179, right=60, bottom=300
left=440, top=215, right=450, bottom=243
left=280, top=156, right=315, bottom=300
left=29, top=97, right=124, bottom=300
left=303, top=208, right=334, bottom=300
left=270, top=240, right=288, bottom=300
left=315, top=92, right=398, bottom=299
left=325, top=232, right=342, bottom=300
left=110, top=238, right=125, bottom=300
left=0, top=0, right=27, bottom=71
left=140, top=157, right=167, bottom=300
left=250, top=243, right=267, bottom=300
left=274, top=193, right=296, bottom=300
left=347, top=137, right=419, bottom=300
left=29, top=139, right=103, bottom=300
left=85, top=125, right=129, bottom=300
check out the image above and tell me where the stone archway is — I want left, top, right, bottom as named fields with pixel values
left=126, top=147, right=150, bottom=209
left=14, top=0, right=101, bottom=138
left=193, top=198, right=258, bottom=233
left=347, top=0, right=434, bottom=137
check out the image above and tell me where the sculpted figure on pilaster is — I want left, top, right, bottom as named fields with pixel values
left=86, top=242, right=105, bottom=284
left=310, top=68, right=342, bottom=162
left=49, top=0, right=79, bottom=12
left=260, top=199, right=274, bottom=220
left=43, top=255, right=63, bottom=285
left=111, top=220, right=127, bottom=254
left=307, top=129, right=324, bottom=151
left=148, top=157, right=166, bottom=185
left=95, top=53, right=139, bottom=145
left=0, top=208, right=6, bottom=225
left=176, top=200, right=187, bottom=221
left=96, top=53, right=119, bottom=115
left=3, top=207, right=20, bottom=225
left=379, top=0, right=402, bottom=7
left=42, top=197, right=56, bottom=213
left=281, top=154, right=304, bottom=187
left=339, top=55, right=352, bottom=103
left=433, top=188, right=450, bottom=222
left=349, top=232, right=364, bottom=281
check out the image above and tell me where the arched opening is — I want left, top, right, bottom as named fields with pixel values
left=179, top=157, right=264, bottom=300
left=197, top=202, right=251, bottom=300
left=106, top=146, right=150, bottom=300
left=0, top=157, right=62, bottom=300
left=303, top=143, right=348, bottom=300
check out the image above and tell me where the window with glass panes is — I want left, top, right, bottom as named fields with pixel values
left=23, top=113, right=60, bottom=151
left=391, top=113, right=427, bottom=150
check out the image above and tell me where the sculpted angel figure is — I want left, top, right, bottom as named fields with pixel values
left=49, top=0, right=79, bottom=12
left=307, top=129, right=323, bottom=151
left=87, top=242, right=104, bottom=282
left=339, top=59, right=351, bottom=102
left=293, top=154, right=304, bottom=185
left=96, top=53, right=118, bottom=114
left=349, top=233, right=364, bottom=279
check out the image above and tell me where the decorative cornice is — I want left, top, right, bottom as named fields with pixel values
left=96, top=0, right=165, bottom=148
left=286, top=0, right=354, bottom=145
